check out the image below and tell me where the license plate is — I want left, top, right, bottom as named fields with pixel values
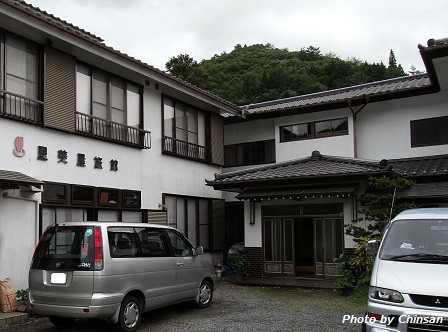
left=50, top=273, right=67, bottom=284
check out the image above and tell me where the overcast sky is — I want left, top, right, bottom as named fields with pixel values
left=28, top=0, right=448, bottom=73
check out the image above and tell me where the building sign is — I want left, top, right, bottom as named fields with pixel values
left=13, top=136, right=26, bottom=157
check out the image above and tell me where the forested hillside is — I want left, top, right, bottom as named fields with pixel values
left=165, top=44, right=409, bottom=106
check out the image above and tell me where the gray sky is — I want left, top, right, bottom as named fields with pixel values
left=29, top=0, right=448, bottom=73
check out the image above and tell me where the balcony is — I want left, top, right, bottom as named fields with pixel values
left=0, top=90, right=43, bottom=125
left=163, top=136, right=209, bottom=162
left=76, top=112, right=151, bottom=149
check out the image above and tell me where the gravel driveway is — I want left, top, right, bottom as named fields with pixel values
left=1, top=279, right=366, bottom=332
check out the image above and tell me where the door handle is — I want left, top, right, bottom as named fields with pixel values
left=177, top=261, right=184, bottom=267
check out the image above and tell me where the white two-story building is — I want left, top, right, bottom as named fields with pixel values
left=208, top=38, right=448, bottom=280
left=0, top=0, right=242, bottom=289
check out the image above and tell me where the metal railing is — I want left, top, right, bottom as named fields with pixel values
left=163, top=136, right=208, bottom=161
left=0, top=90, right=43, bottom=124
left=76, top=112, right=151, bottom=149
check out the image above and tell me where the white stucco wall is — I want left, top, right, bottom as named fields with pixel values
left=275, top=109, right=354, bottom=161
left=0, top=193, right=39, bottom=290
left=356, top=89, right=448, bottom=160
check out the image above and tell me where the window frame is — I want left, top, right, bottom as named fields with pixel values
left=224, top=139, right=276, bottom=167
left=410, top=116, right=448, bottom=147
left=75, top=63, right=149, bottom=149
left=280, top=117, right=349, bottom=143
left=0, top=31, right=43, bottom=124
left=162, top=95, right=210, bottom=162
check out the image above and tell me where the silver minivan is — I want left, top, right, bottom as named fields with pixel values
left=365, top=208, right=448, bottom=332
left=28, top=222, right=216, bottom=332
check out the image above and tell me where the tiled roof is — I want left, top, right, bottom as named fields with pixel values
left=207, top=151, right=392, bottom=186
left=241, top=74, right=430, bottom=116
left=2, top=0, right=242, bottom=116
left=207, top=153, right=448, bottom=187
left=398, top=181, right=448, bottom=199
left=390, top=155, right=448, bottom=177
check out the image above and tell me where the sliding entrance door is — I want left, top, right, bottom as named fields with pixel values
left=263, top=218, right=295, bottom=276
left=314, top=218, right=343, bottom=278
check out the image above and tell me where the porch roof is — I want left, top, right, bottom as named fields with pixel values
left=390, top=154, right=448, bottom=178
left=398, top=181, right=448, bottom=199
left=206, top=151, right=392, bottom=189
left=236, top=185, right=358, bottom=200
left=0, top=170, right=43, bottom=188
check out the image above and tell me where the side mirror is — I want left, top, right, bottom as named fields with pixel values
left=195, top=246, right=204, bottom=256
left=366, top=239, right=380, bottom=256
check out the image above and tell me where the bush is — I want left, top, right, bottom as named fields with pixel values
left=228, top=253, right=247, bottom=277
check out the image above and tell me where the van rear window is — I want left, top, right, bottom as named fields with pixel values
left=31, top=226, right=95, bottom=271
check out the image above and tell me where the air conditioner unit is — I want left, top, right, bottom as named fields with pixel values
left=20, top=185, right=43, bottom=193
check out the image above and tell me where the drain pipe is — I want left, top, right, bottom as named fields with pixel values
left=347, top=97, right=369, bottom=158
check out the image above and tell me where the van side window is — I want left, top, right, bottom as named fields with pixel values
left=135, top=228, right=168, bottom=257
left=167, top=231, right=193, bottom=257
left=108, top=227, right=138, bottom=258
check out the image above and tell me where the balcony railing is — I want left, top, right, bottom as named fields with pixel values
left=76, top=112, right=151, bottom=149
left=0, top=90, right=43, bottom=124
left=163, top=136, right=208, bottom=162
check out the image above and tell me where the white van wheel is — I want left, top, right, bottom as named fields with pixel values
left=196, top=280, right=213, bottom=309
left=117, top=295, right=141, bottom=332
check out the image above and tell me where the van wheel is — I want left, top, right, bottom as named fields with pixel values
left=196, top=280, right=213, bottom=309
left=49, top=316, right=75, bottom=327
left=117, top=295, right=141, bottom=332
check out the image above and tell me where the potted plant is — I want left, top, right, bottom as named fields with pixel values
left=15, top=289, right=28, bottom=312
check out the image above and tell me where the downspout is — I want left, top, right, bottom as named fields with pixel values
left=347, top=96, right=369, bottom=158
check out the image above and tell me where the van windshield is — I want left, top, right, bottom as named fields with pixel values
left=31, top=225, right=95, bottom=271
left=380, top=219, right=448, bottom=262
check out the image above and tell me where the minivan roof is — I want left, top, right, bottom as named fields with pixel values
left=392, top=208, right=448, bottom=221
left=52, top=221, right=177, bottom=230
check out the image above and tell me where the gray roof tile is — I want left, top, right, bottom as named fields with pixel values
left=207, top=151, right=391, bottom=186
left=242, top=74, right=430, bottom=115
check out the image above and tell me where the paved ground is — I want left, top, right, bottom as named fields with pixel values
left=0, top=279, right=366, bottom=332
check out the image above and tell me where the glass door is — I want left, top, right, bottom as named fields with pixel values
left=263, top=218, right=295, bottom=277
left=314, top=218, right=343, bottom=278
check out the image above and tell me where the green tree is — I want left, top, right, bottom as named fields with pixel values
left=340, top=176, right=417, bottom=289
left=165, top=54, right=208, bottom=87
left=165, top=44, right=409, bottom=105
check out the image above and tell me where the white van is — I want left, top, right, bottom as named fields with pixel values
left=364, top=208, right=448, bottom=332
left=28, top=222, right=217, bottom=332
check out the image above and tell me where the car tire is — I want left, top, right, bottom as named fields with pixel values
left=196, top=280, right=213, bottom=309
left=49, top=316, right=75, bottom=327
left=116, top=295, right=141, bottom=332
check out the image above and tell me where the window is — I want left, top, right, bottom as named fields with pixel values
left=164, top=195, right=224, bottom=251
left=280, top=118, right=348, bottom=142
left=280, top=124, right=310, bottom=142
left=0, top=32, right=42, bottom=123
left=72, top=185, right=95, bottom=204
left=135, top=228, right=168, bottom=257
left=42, top=183, right=67, bottom=203
left=167, top=230, right=194, bottom=257
left=411, top=116, right=448, bottom=147
left=99, top=188, right=119, bottom=205
left=224, top=140, right=275, bottom=167
left=314, top=118, right=348, bottom=137
left=75, top=64, right=149, bottom=148
left=163, top=96, right=208, bottom=161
